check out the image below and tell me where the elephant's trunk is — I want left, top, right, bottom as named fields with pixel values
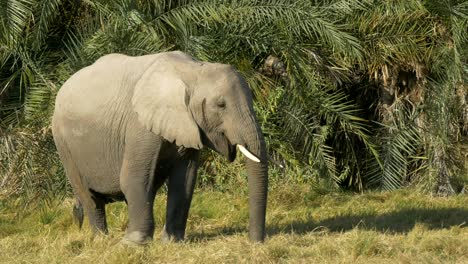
left=246, top=157, right=268, bottom=242
left=240, top=119, right=268, bottom=242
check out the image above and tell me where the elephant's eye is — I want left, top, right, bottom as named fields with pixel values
left=217, top=97, right=226, bottom=108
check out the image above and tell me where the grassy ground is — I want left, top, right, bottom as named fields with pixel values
left=1, top=185, right=467, bottom=263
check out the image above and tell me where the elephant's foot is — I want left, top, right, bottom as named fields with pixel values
left=160, top=226, right=184, bottom=243
left=121, top=231, right=152, bottom=246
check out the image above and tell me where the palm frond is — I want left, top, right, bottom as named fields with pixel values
left=0, top=0, right=34, bottom=41
left=30, top=0, right=63, bottom=50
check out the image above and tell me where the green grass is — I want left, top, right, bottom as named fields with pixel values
left=1, top=185, right=467, bottom=263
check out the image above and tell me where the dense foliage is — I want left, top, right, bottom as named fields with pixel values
left=0, top=0, right=466, bottom=199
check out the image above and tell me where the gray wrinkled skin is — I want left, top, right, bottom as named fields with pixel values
left=52, top=51, right=268, bottom=245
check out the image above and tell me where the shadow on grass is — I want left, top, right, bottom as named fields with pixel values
left=187, top=226, right=247, bottom=242
left=188, top=207, right=468, bottom=241
left=268, top=207, right=468, bottom=235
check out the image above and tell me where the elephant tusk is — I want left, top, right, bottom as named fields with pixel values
left=237, top=145, right=261, bottom=163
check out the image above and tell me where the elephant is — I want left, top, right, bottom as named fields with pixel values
left=51, top=51, right=268, bottom=245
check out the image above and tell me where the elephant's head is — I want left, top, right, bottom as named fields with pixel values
left=132, top=51, right=268, bottom=242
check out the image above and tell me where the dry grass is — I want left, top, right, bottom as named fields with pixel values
left=1, top=185, right=467, bottom=263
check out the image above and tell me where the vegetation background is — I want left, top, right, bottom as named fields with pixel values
left=0, top=0, right=467, bottom=262
left=1, top=0, right=467, bottom=199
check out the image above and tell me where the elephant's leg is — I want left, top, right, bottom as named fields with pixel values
left=162, top=153, right=199, bottom=242
left=119, top=141, right=160, bottom=245
left=120, top=165, right=157, bottom=245
left=87, top=195, right=108, bottom=234
left=55, top=139, right=108, bottom=233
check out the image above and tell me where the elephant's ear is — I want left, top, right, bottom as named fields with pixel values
left=132, top=64, right=203, bottom=149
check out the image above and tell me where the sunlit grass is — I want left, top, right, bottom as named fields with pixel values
left=1, top=185, right=467, bottom=263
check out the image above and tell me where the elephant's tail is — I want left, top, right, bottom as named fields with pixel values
left=73, top=200, right=84, bottom=229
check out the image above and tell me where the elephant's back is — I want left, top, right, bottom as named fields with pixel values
left=54, top=54, right=137, bottom=119
left=53, top=51, right=191, bottom=120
